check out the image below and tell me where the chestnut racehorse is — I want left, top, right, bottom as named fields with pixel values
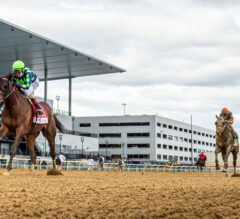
left=0, top=74, right=65, bottom=173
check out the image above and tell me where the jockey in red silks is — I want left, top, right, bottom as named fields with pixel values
left=199, top=152, right=206, bottom=161
left=12, top=60, right=43, bottom=115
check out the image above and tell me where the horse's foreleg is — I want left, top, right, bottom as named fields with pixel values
left=7, top=135, right=23, bottom=172
left=215, top=147, right=221, bottom=170
left=233, top=151, right=237, bottom=175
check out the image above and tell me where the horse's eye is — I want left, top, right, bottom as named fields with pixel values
left=215, top=122, right=217, bottom=125
left=4, top=85, right=7, bottom=89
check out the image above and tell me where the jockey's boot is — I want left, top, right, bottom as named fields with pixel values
left=233, top=138, right=239, bottom=147
left=31, top=98, right=44, bottom=115
left=228, top=124, right=239, bottom=146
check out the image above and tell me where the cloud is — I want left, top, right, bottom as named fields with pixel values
left=1, top=0, right=240, bottom=130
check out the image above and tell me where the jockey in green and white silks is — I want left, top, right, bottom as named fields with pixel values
left=12, top=60, right=43, bottom=115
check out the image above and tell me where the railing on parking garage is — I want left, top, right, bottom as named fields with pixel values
left=0, top=158, right=237, bottom=173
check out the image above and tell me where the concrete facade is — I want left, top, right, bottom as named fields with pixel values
left=73, top=115, right=216, bottom=163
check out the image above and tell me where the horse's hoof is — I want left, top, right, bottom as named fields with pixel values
left=3, top=171, right=10, bottom=176
left=222, top=169, right=227, bottom=173
left=216, top=166, right=220, bottom=170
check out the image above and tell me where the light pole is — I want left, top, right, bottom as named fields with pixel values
left=191, top=115, right=193, bottom=165
left=56, top=95, right=60, bottom=114
left=105, top=140, right=109, bottom=161
left=81, top=136, right=84, bottom=159
left=122, top=142, right=125, bottom=159
left=122, top=103, right=126, bottom=116
left=59, top=134, right=63, bottom=154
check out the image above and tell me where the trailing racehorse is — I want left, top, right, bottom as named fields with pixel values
left=215, top=115, right=239, bottom=174
left=195, top=157, right=206, bottom=171
left=0, top=74, right=67, bottom=174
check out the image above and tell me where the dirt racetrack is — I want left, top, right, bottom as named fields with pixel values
left=0, top=169, right=240, bottom=219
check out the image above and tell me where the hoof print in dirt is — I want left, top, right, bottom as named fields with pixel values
left=47, top=169, right=63, bottom=175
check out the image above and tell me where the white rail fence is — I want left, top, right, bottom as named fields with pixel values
left=0, top=158, right=237, bottom=173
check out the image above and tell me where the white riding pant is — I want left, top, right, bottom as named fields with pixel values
left=21, top=78, right=39, bottom=97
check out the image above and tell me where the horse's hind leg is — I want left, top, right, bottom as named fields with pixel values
left=26, top=134, right=38, bottom=172
left=42, top=131, right=56, bottom=170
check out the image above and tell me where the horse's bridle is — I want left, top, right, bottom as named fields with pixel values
left=0, top=79, right=15, bottom=106
left=216, top=119, right=227, bottom=136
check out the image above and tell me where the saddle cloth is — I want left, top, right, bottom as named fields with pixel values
left=28, top=99, right=48, bottom=124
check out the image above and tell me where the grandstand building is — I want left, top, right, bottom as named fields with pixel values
left=71, top=115, right=216, bottom=163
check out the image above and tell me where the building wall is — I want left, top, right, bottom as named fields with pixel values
left=155, top=116, right=216, bottom=163
left=74, top=115, right=156, bottom=160
left=73, top=115, right=216, bottom=163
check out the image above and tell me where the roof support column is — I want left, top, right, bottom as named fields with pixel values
left=44, top=68, right=48, bottom=103
left=69, top=77, right=72, bottom=116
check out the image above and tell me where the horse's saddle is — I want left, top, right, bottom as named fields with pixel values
left=27, top=98, right=48, bottom=124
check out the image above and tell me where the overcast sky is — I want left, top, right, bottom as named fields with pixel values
left=1, top=0, right=240, bottom=131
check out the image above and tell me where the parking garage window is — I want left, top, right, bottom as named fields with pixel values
left=179, top=147, right=183, bottom=151
left=168, top=125, right=173, bottom=129
left=79, top=123, right=91, bottom=127
left=169, top=145, right=173, bottom=150
left=174, top=126, right=178, bottom=130
left=157, top=154, right=161, bottom=159
left=163, top=124, right=167, bottom=128
left=157, top=122, right=161, bottom=126
left=157, top=133, right=161, bottom=138
left=127, top=133, right=150, bottom=138
left=184, top=129, right=188, bottom=133
left=99, top=133, right=121, bottom=138
left=128, top=154, right=150, bottom=159
left=157, top=144, right=161, bottom=148
left=163, top=134, right=167, bottom=139
left=127, top=144, right=150, bottom=148
left=163, top=155, right=168, bottom=160
left=174, top=146, right=178, bottom=150
left=163, top=144, right=167, bottom=149
left=99, top=144, right=121, bottom=148
left=99, top=122, right=150, bottom=127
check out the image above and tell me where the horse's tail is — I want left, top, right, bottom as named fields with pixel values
left=54, top=114, right=71, bottom=134
left=53, top=114, right=98, bottom=137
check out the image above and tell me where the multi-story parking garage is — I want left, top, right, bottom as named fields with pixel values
left=71, top=115, right=216, bottom=163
